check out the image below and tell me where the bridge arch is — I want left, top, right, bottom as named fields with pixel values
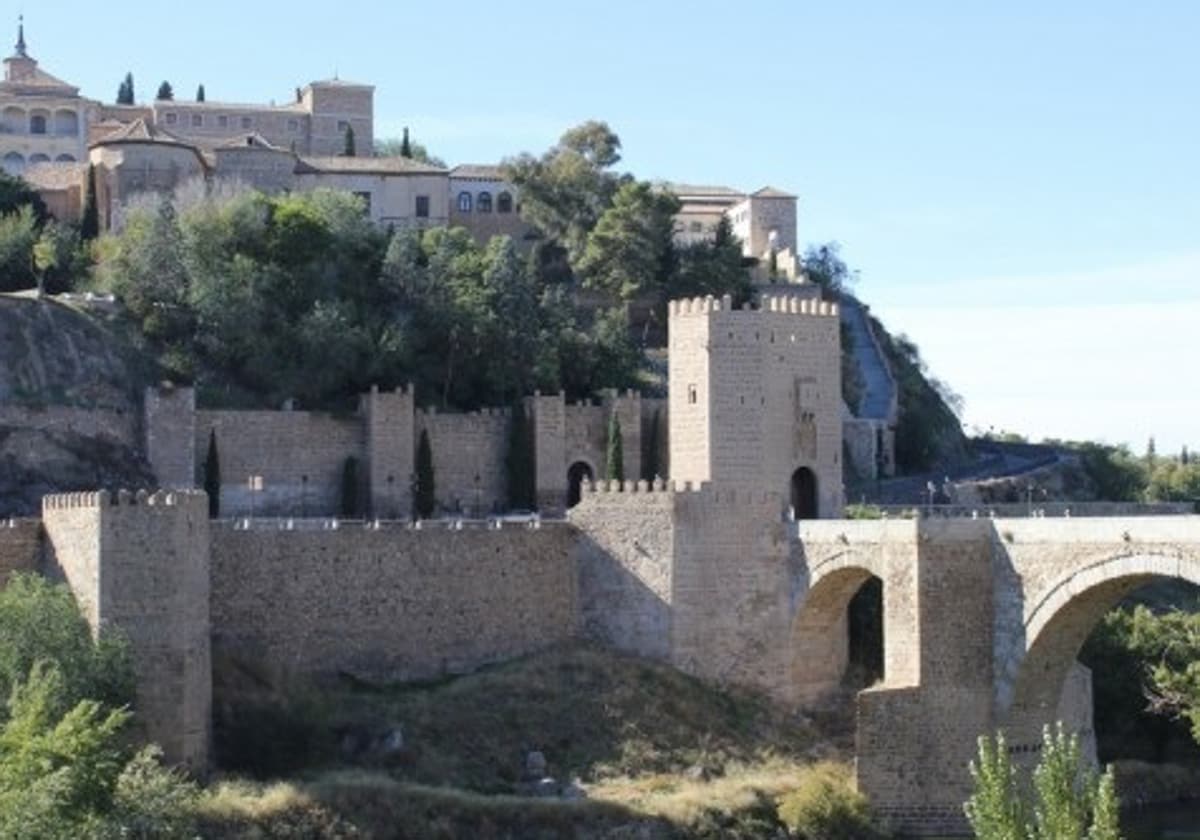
left=1002, top=551, right=1200, bottom=750
left=791, top=550, right=889, bottom=705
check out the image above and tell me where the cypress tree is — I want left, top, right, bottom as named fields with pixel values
left=414, top=429, right=435, bottom=518
left=117, top=72, right=134, bottom=105
left=505, top=402, right=534, bottom=510
left=203, top=430, right=220, bottom=518
left=196, top=83, right=206, bottom=102
left=156, top=81, right=173, bottom=101
left=642, top=409, right=660, bottom=481
left=343, top=124, right=356, bottom=157
left=1183, top=446, right=1190, bottom=466
left=80, top=164, right=99, bottom=240
left=400, top=126, right=412, bottom=158
left=605, top=413, right=624, bottom=483
left=340, top=456, right=359, bottom=517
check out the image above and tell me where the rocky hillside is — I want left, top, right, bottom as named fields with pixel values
left=0, top=294, right=156, bottom=515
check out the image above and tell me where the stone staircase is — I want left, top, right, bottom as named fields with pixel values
left=839, top=295, right=896, bottom=423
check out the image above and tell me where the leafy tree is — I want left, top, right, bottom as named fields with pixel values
left=341, top=456, right=360, bottom=517
left=195, top=83, right=205, bottom=102
left=0, top=170, right=48, bottom=221
left=155, top=81, right=173, bottom=101
left=414, top=429, right=435, bottom=518
left=605, top=412, right=624, bottom=483
left=0, top=574, right=133, bottom=722
left=803, top=242, right=858, bottom=298
left=203, top=430, right=220, bottom=518
left=374, top=132, right=446, bottom=167
left=343, top=124, right=356, bottom=157
left=1145, top=459, right=1200, bottom=502
left=33, top=221, right=86, bottom=295
left=668, top=215, right=752, bottom=304
left=80, top=163, right=99, bottom=240
left=503, top=120, right=623, bottom=260
left=505, top=401, right=535, bottom=510
left=576, top=180, right=679, bottom=300
left=116, top=72, right=135, bottom=105
left=0, top=205, right=39, bottom=292
left=965, top=724, right=1121, bottom=840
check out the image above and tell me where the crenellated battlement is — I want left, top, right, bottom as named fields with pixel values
left=668, top=294, right=839, bottom=318
left=577, top=477, right=785, bottom=508
left=42, top=489, right=208, bottom=511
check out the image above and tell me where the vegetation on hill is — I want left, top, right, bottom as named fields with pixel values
left=208, top=642, right=880, bottom=837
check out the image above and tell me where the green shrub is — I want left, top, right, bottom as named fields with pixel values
left=776, top=762, right=880, bottom=839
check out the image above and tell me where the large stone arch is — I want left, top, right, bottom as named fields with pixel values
left=1002, top=551, right=1200, bottom=751
left=791, top=550, right=889, bottom=705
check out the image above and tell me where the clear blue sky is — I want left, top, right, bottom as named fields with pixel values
left=21, top=1, right=1200, bottom=452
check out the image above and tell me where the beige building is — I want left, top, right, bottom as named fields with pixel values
left=448, top=164, right=533, bottom=244
left=668, top=183, right=802, bottom=280
left=0, top=21, right=95, bottom=175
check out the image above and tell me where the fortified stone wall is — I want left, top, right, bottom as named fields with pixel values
left=209, top=521, right=578, bottom=683
left=417, top=407, right=509, bottom=515
left=195, top=409, right=364, bottom=517
left=563, top=390, right=642, bottom=484
left=0, top=518, right=41, bottom=585
left=144, top=386, right=195, bottom=489
left=41, top=490, right=211, bottom=771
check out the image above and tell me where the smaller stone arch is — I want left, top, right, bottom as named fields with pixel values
left=28, top=153, right=50, bottom=165
left=29, top=110, right=49, bottom=135
left=566, top=460, right=595, bottom=508
left=497, top=191, right=513, bottom=213
left=53, top=108, right=79, bottom=137
left=2, top=151, right=24, bottom=175
left=54, top=153, right=76, bottom=163
left=2, top=105, right=25, bottom=134
left=790, top=466, right=818, bottom=519
left=456, top=191, right=472, bottom=212
left=477, top=191, right=492, bottom=213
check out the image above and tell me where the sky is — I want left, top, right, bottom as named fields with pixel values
left=18, top=2, right=1200, bottom=451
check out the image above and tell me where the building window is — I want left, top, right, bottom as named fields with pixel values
left=287, top=118, right=299, bottom=132
left=337, top=120, right=350, bottom=133
left=191, top=114, right=203, bottom=127
left=689, top=220, right=703, bottom=233
left=353, top=191, right=372, bottom=214
left=241, top=116, right=253, bottom=129
left=456, top=191, right=472, bottom=212
left=688, top=384, right=698, bottom=405
left=164, top=113, right=177, bottom=125
left=217, top=115, right=228, bottom=128
left=477, top=191, right=492, bottom=213
left=415, top=195, right=430, bottom=218
left=29, top=114, right=47, bottom=134
left=497, top=191, right=513, bottom=213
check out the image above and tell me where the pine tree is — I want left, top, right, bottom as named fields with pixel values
left=414, top=429, right=435, bottom=518
left=116, top=72, right=134, bottom=105
left=79, top=164, right=99, bottom=240
left=505, top=402, right=534, bottom=510
left=203, top=430, right=220, bottom=518
left=195, top=84, right=205, bottom=102
left=343, top=124, right=356, bottom=157
left=156, top=81, right=174, bottom=101
left=400, top=126, right=412, bottom=158
left=340, top=456, right=359, bottom=517
left=605, top=413, right=624, bottom=483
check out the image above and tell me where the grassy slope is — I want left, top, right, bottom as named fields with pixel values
left=204, top=643, right=859, bottom=838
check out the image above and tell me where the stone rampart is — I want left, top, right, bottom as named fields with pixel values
left=417, top=407, right=509, bottom=515
left=210, top=521, right=577, bottom=683
left=0, top=518, right=42, bottom=585
left=196, top=409, right=364, bottom=517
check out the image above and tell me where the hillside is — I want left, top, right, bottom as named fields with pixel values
left=203, top=643, right=867, bottom=838
left=0, top=293, right=157, bottom=515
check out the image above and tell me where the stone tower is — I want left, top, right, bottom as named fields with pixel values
left=667, top=294, right=843, bottom=517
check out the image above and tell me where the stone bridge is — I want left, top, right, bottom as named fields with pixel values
left=794, top=515, right=1200, bottom=834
